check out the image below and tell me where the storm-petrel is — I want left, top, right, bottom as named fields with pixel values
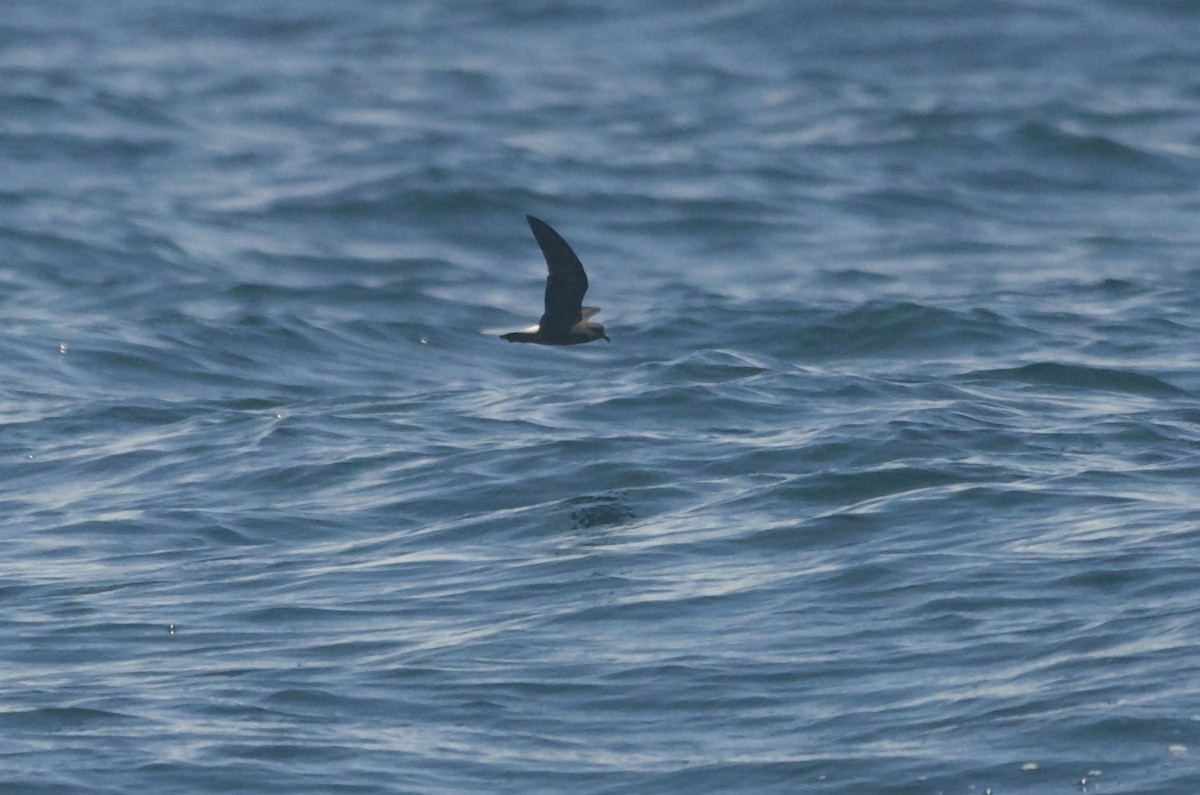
left=501, top=215, right=609, bottom=345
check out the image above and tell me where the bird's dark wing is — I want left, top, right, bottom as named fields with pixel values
left=527, top=215, right=588, bottom=337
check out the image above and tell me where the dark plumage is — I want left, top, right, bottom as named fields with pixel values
left=501, top=216, right=609, bottom=345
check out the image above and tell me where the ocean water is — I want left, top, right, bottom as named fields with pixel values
left=3, top=1, right=1200, bottom=793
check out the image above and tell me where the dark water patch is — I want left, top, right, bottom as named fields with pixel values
left=0, top=130, right=175, bottom=166
left=745, top=511, right=892, bottom=553
left=247, top=179, right=549, bottom=227
left=92, top=90, right=181, bottom=129
left=195, top=522, right=279, bottom=547
left=0, top=90, right=67, bottom=117
left=262, top=687, right=369, bottom=715
left=842, top=186, right=985, bottom=224
left=1161, top=407, right=1200, bottom=431
left=0, top=780, right=119, bottom=795
left=216, top=740, right=357, bottom=765
left=139, top=4, right=339, bottom=40
left=813, top=268, right=897, bottom=288
left=1092, top=276, right=1149, bottom=296
left=0, top=706, right=137, bottom=732
left=645, top=348, right=772, bottom=384
left=669, top=299, right=1034, bottom=363
left=966, top=121, right=1200, bottom=194
left=1080, top=416, right=1200, bottom=459
left=567, top=493, right=636, bottom=529
left=815, top=301, right=1027, bottom=358
left=613, top=760, right=833, bottom=795
left=962, top=362, right=1187, bottom=397
left=235, top=605, right=365, bottom=626
left=1054, top=566, right=1143, bottom=594
left=591, top=381, right=790, bottom=430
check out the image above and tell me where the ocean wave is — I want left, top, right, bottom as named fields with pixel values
left=962, top=361, right=1187, bottom=397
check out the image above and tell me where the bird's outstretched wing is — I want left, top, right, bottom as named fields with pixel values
left=527, top=215, right=588, bottom=338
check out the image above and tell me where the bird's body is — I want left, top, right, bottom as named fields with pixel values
left=501, top=216, right=609, bottom=345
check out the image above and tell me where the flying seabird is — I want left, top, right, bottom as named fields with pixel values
left=501, top=215, right=609, bottom=345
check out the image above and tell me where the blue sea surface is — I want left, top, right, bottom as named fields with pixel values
left=3, top=1, right=1200, bottom=793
